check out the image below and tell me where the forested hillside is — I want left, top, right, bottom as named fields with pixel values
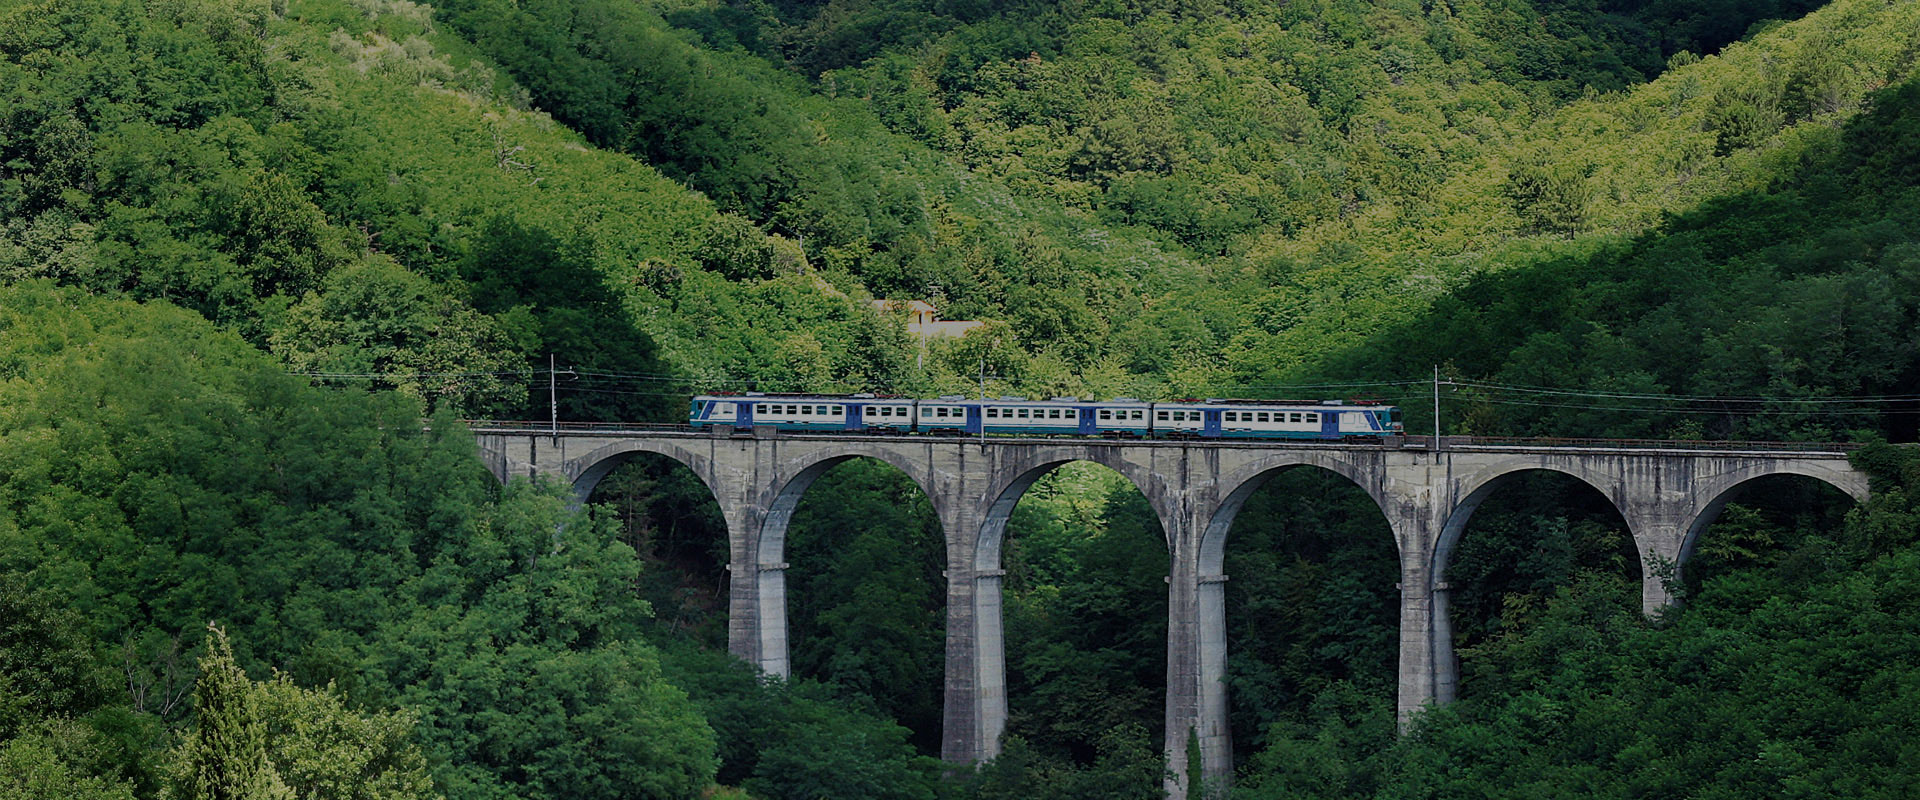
left=5, top=0, right=1920, bottom=797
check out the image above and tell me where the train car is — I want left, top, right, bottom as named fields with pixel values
left=914, top=396, right=981, bottom=435
left=689, top=394, right=747, bottom=428
left=1209, top=400, right=1400, bottom=439
left=847, top=393, right=917, bottom=432
left=1151, top=401, right=1215, bottom=438
left=977, top=397, right=1102, bottom=435
left=1089, top=398, right=1153, bottom=437
left=690, top=393, right=852, bottom=431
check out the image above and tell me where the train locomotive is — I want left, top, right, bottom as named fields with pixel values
left=688, top=393, right=1401, bottom=440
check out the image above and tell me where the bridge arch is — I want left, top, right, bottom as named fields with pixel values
left=565, top=439, right=725, bottom=506
left=956, top=447, right=1170, bottom=781
left=1676, top=463, right=1869, bottom=582
left=1426, top=463, right=1641, bottom=707
left=1202, top=452, right=1400, bottom=576
left=1433, top=463, right=1633, bottom=580
left=971, top=447, right=1171, bottom=574
left=756, top=446, right=940, bottom=570
left=750, top=447, right=939, bottom=681
left=1194, top=454, right=1403, bottom=780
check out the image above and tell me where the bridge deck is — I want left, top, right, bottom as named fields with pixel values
left=463, top=421, right=1861, bottom=458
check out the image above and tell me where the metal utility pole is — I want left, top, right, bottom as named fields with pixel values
left=549, top=353, right=559, bottom=436
left=979, top=353, right=988, bottom=448
left=1432, top=364, right=1442, bottom=451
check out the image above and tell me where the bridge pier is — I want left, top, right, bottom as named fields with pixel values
left=941, top=566, right=1007, bottom=766
left=1632, top=523, right=1685, bottom=614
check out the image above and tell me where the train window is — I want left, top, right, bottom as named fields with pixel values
left=1017, top=409, right=1029, bottom=418
left=1131, top=410, right=1143, bottom=420
left=832, top=406, right=842, bottom=414
left=986, top=408, right=998, bottom=418
left=1306, top=413, right=1318, bottom=423
left=1067, top=409, right=1077, bottom=419
left=1156, top=411, right=1169, bottom=421
left=803, top=405, right=814, bottom=415
left=1099, top=410, right=1112, bottom=420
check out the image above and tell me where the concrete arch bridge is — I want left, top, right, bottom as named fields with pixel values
left=470, top=424, right=1867, bottom=799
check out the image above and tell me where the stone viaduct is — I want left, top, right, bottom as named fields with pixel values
left=470, top=424, right=1867, bottom=799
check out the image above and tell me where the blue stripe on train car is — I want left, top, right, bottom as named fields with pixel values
left=1215, top=429, right=1332, bottom=440
left=982, top=424, right=1083, bottom=436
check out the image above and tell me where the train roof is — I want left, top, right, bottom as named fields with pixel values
left=694, top=393, right=1395, bottom=407
left=1160, top=398, right=1395, bottom=407
left=695, top=392, right=910, bottom=401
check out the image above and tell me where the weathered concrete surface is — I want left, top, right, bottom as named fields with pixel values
left=471, top=426, right=1866, bottom=800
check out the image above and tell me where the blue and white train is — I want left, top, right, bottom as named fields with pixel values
left=688, top=394, right=1402, bottom=440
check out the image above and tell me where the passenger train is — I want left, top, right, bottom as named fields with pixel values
left=688, top=394, right=1402, bottom=440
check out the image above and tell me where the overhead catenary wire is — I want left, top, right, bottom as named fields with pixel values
left=1448, top=378, right=1920, bottom=404
left=290, top=366, right=1920, bottom=410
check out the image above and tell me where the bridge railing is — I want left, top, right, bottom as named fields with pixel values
left=1424, top=435, right=1864, bottom=453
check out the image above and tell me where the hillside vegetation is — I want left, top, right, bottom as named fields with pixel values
left=5, top=0, right=1920, bottom=797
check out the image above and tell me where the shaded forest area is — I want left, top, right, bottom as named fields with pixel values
left=6, top=0, right=1920, bottom=797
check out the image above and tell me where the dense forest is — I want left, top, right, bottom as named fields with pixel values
left=4, top=0, right=1920, bottom=797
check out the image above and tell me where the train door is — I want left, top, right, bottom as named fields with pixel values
left=1202, top=409, right=1222, bottom=438
left=1076, top=407, right=1097, bottom=435
left=1319, top=411, right=1340, bottom=438
left=967, top=406, right=983, bottom=435
left=737, top=402, right=755, bottom=428
left=847, top=403, right=865, bottom=431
